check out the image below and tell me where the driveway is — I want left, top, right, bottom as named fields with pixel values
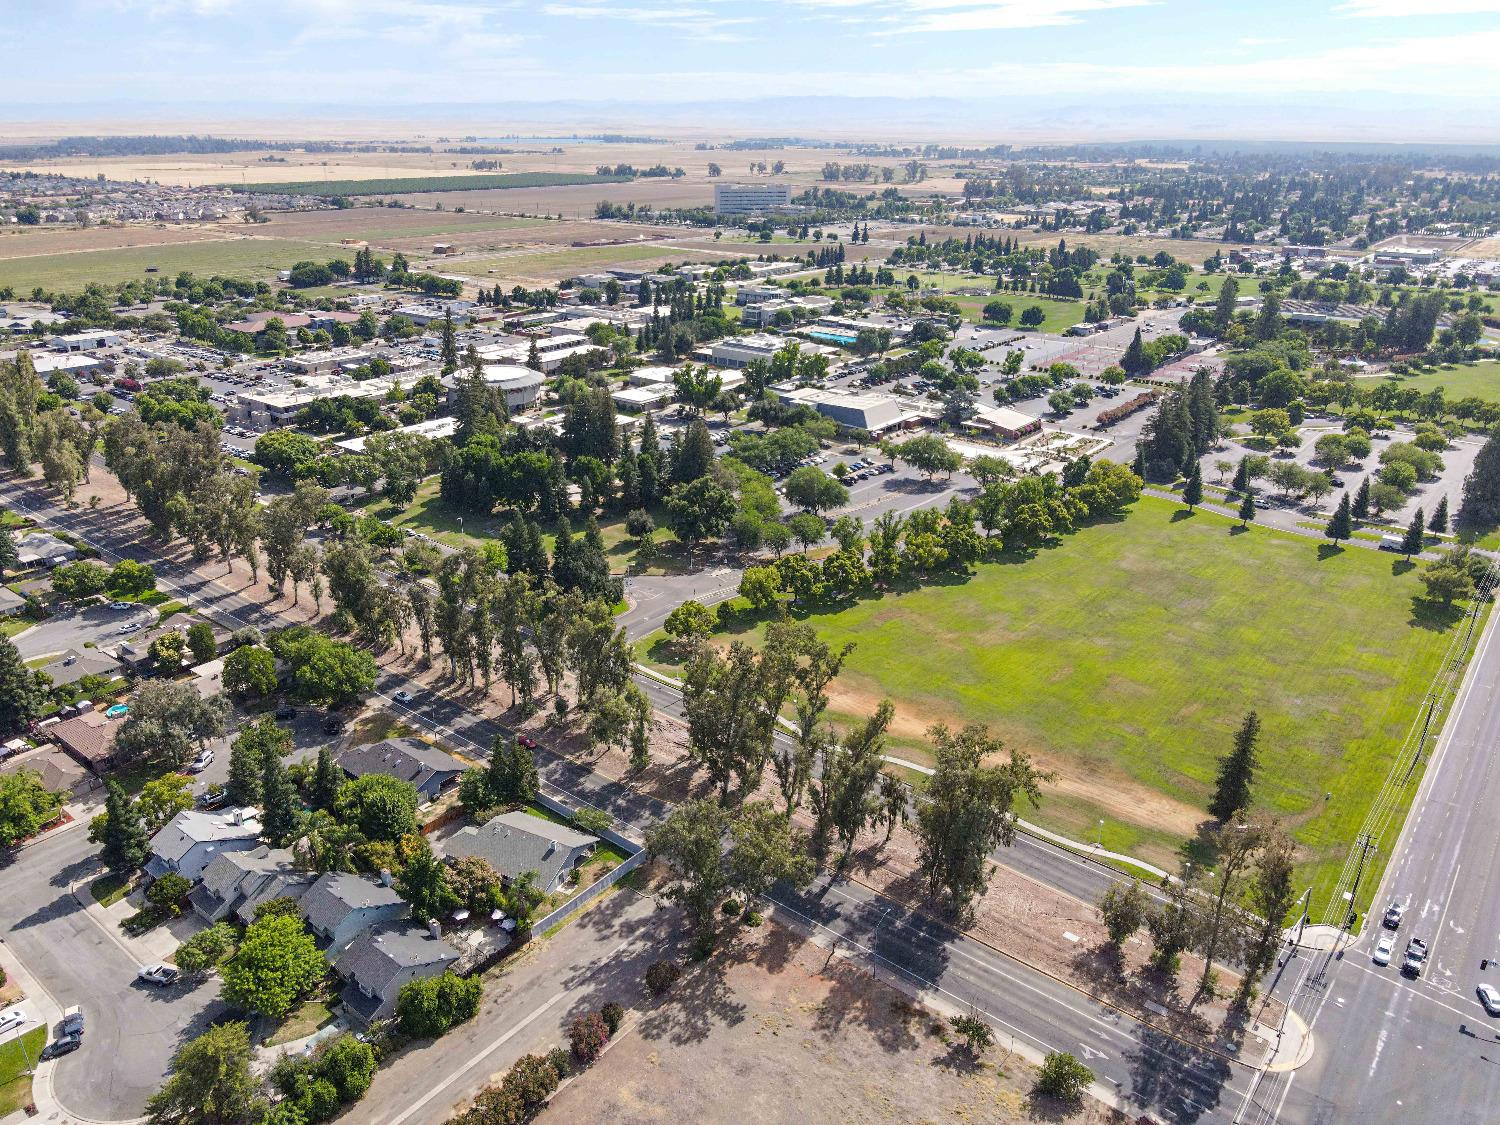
left=13, top=604, right=155, bottom=661
left=2, top=825, right=226, bottom=1120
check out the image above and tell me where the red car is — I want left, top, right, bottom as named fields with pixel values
left=516, top=734, right=538, bottom=750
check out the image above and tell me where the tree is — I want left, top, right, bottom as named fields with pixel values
left=665, top=475, right=736, bottom=549
left=1097, top=878, right=1150, bottom=951
left=220, top=913, right=326, bottom=1019
left=145, top=1021, right=259, bottom=1125
left=137, top=772, right=195, bottom=831
left=1238, top=491, right=1256, bottom=528
left=397, top=842, right=459, bottom=921
left=786, top=511, right=826, bottom=555
left=1196, top=816, right=1266, bottom=998
left=1430, top=495, right=1450, bottom=534
left=1019, top=305, right=1045, bottom=328
left=175, top=922, right=239, bottom=978
left=1459, top=426, right=1500, bottom=530
left=186, top=620, right=218, bottom=665
left=646, top=799, right=813, bottom=954
left=664, top=600, right=715, bottom=646
left=948, top=1014, right=993, bottom=1055
left=1401, top=507, right=1426, bottom=558
left=223, top=644, right=276, bottom=698
left=914, top=724, right=1046, bottom=918
left=1120, top=327, right=1148, bottom=375
left=148, top=872, right=192, bottom=915
left=150, top=630, right=187, bottom=671
left=890, top=434, right=962, bottom=480
left=1210, top=711, right=1260, bottom=824
left=261, top=741, right=300, bottom=845
left=739, top=566, right=781, bottom=612
left=1421, top=549, right=1479, bottom=606
left=97, top=780, right=149, bottom=872
left=1351, top=476, right=1371, bottom=521
left=1324, top=492, right=1352, bottom=544
left=113, top=681, right=230, bottom=769
left=226, top=716, right=289, bottom=807
left=0, top=769, right=63, bottom=845
left=1034, top=1051, right=1094, bottom=1102
left=809, top=700, right=894, bottom=864
left=109, top=558, right=157, bottom=597
left=396, top=972, right=483, bottom=1038
left=682, top=634, right=797, bottom=798
left=51, top=560, right=110, bottom=601
left=1147, top=867, right=1204, bottom=974
left=334, top=773, right=418, bottom=841
left=464, top=734, right=538, bottom=811
left=1238, top=826, right=1298, bottom=1007
left=280, top=633, right=377, bottom=706
left=1182, top=461, right=1203, bottom=510
left=449, top=854, right=501, bottom=914
left=783, top=466, right=849, bottom=514
left=0, top=637, right=46, bottom=736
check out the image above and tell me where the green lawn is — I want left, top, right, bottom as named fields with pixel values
left=90, top=871, right=132, bottom=907
left=0, top=238, right=355, bottom=294
left=0, top=1028, right=44, bottom=1116
left=265, top=998, right=335, bottom=1047
left=643, top=495, right=1471, bottom=915
left=1380, top=359, right=1500, bottom=404
left=960, top=293, right=1088, bottom=334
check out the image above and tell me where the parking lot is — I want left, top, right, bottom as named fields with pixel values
left=12, top=602, right=156, bottom=661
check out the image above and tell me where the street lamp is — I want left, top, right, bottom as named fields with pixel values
left=1095, top=818, right=1105, bottom=850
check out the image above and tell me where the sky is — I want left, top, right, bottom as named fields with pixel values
left=9, top=0, right=1500, bottom=132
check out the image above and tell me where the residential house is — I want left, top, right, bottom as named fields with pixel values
left=189, top=846, right=312, bottom=924
left=49, top=709, right=126, bottom=772
left=442, top=810, right=596, bottom=894
left=14, top=532, right=77, bottom=568
left=36, top=648, right=121, bottom=690
left=144, top=808, right=262, bottom=882
left=299, top=871, right=408, bottom=956
left=334, top=738, right=467, bottom=804
left=335, top=921, right=459, bottom=1025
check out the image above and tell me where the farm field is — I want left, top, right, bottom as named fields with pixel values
left=641, top=495, right=1467, bottom=910
left=229, top=208, right=553, bottom=245
left=234, top=171, right=629, bottom=196
left=0, top=223, right=225, bottom=259
left=0, top=236, right=353, bottom=292
left=388, top=178, right=715, bottom=218
left=1378, top=358, right=1500, bottom=403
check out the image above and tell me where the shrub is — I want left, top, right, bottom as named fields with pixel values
left=396, top=971, right=483, bottom=1039
left=146, top=872, right=192, bottom=915
left=545, top=1047, right=571, bottom=1081
left=1034, top=1050, right=1094, bottom=1102
left=175, top=922, right=239, bottom=976
left=293, top=1076, right=340, bottom=1123
left=500, top=1053, right=562, bottom=1110
left=569, top=1011, right=610, bottom=1063
left=949, top=1013, right=993, bottom=1054
left=600, top=1001, right=625, bottom=1035
left=645, top=960, right=681, bottom=996
left=316, top=1033, right=377, bottom=1102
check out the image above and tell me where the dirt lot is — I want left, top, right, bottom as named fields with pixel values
left=0, top=223, right=231, bottom=260
left=542, top=917, right=1129, bottom=1125
left=1460, top=237, right=1500, bottom=261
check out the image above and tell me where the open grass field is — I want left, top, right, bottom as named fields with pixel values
left=0, top=223, right=225, bottom=260
left=1378, top=358, right=1500, bottom=403
left=0, top=236, right=352, bottom=293
left=642, top=495, right=1468, bottom=911
left=235, top=171, right=630, bottom=197
left=232, top=208, right=552, bottom=246
left=0, top=1027, right=44, bottom=1116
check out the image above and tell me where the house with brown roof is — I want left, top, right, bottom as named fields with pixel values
left=49, top=709, right=125, bottom=772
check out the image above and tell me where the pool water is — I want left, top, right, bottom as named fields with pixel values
left=807, top=330, right=858, bottom=346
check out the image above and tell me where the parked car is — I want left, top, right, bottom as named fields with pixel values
left=1383, top=901, right=1405, bottom=930
left=274, top=704, right=298, bottom=721
left=393, top=689, right=415, bottom=705
left=0, top=1008, right=28, bottom=1035
left=40, top=1034, right=81, bottom=1060
left=59, top=1006, right=83, bottom=1037
left=108, top=601, right=135, bottom=611
left=1372, top=935, right=1395, bottom=966
left=322, top=714, right=346, bottom=736
left=188, top=748, right=214, bottom=773
left=137, top=965, right=179, bottom=987
left=1479, top=984, right=1500, bottom=1017
left=516, top=734, right=538, bottom=751
left=196, top=785, right=228, bottom=810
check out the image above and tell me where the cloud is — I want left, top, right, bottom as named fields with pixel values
left=1333, top=0, right=1500, bottom=14
left=540, top=2, right=754, bottom=40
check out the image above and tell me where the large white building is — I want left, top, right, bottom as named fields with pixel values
left=713, top=182, right=791, bottom=216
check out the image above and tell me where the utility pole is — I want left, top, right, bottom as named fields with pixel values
left=1345, top=834, right=1377, bottom=931
left=1403, top=695, right=1438, bottom=785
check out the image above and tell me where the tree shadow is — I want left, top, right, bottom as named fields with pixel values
left=1170, top=509, right=1196, bottom=523
left=1408, top=597, right=1466, bottom=633
left=1390, top=558, right=1416, bottom=576
left=1316, top=543, right=1345, bottom=560
left=1120, top=1020, right=1233, bottom=1123
left=1227, top=524, right=1249, bottom=536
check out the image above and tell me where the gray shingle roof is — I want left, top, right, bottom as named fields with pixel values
left=148, top=808, right=260, bottom=864
left=442, top=810, right=596, bottom=889
left=335, top=922, right=458, bottom=999
left=334, top=738, right=466, bottom=793
left=299, top=872, right=405, bottom=937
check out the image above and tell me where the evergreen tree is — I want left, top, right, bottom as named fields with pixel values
left=1238, top=491, right=1256, bottom=528
left=1185, top=369, right=1217, bottom=454
left=1402, top=508, right=1426, bottom=559
left=1430, top=495, right=1449, bottom=534
left=1352, top=476, right=1371, bottom=521
left=1213, top=274, right=1239, bottom=336
left=526, top=338, right=542, bottom=372
left=1131, top=445, right=1145, bottom=480
left=440, top=310, right=458, bottom=376
left=1231, top=456, right=1250, bottom=494
left=1120, top=327, right=1148, bottom=376
left=1326, top=492, right=1353, bottom=544
left=673, top=417, right=716, bottom=485
left=1458, top=427, right=1500, bottom=531
left=226, top=725, right=264, bottom=807
left=1182, top=462, right=1203, bottom=510
left=260, top=744, right=298, bottom=845
left=310, top=744, right=341, bottom=812
left=1209, top=711, right=1260, bottom=823
left=100, top=780, right=149, bottom=872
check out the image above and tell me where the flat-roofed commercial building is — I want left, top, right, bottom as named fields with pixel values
left=714, top=183, right=791, bottom=216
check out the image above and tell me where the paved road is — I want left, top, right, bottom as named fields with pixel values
left=2, top=825, right=227, bottom=1120
left=3, top=472, right=1277, bottom=1122
left=13, top=603, right=154, bottom=660
left=1242, top=597, right=1500, bottom=1125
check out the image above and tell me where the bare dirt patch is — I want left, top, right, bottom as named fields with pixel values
left=0, top=223, right=230, bottom=260
left=542, top=916, right=1129, bottom=1125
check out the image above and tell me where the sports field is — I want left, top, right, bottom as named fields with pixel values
left=1380, top=358, right=1500, bottom=403
left=0, top=237, right=352, bottom=292
left=645, top=495, right=1469, bottom=909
